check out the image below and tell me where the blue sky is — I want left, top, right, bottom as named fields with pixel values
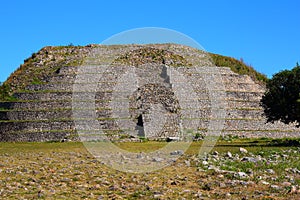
left=0, top=0, right=299, bottom=82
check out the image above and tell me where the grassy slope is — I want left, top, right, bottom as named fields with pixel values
left=209, top=53, right=268, bottom=83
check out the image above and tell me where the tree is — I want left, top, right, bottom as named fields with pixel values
left=261, top=65, right=300, bottom=127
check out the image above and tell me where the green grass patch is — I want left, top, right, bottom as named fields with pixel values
left=0, top=142, right=85, bottom=154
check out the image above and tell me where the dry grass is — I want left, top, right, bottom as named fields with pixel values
left=0, top=139, right=299, bottom=199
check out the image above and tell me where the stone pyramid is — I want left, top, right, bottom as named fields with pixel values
left=0, top=44, right=299, bottom=141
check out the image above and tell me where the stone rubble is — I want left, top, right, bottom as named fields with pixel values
left=0, top=145, right=299, bottom=199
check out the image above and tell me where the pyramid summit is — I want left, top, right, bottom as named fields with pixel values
left=0, top=44, right=299, bottom=142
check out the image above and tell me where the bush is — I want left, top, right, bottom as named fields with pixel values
left=261, top=65, right=300, bottom=127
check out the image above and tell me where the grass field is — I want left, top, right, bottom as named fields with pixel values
left=0, top=138, right=299, bottom=199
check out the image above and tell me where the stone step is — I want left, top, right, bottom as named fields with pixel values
left=3, top=110, right=73, bottom=121
left=0, top=101, right=73, bottom=110
left=224, top=119, right=300, bottom=131
left=226, top=100, right=260, bottom=108
left=1, top=115, right=298, bottom=140
left=226, top=109, right=263, bottom=119
left=56, top=66, right=78, bottom=74
left=25, top=82, right=120, bottom=91
left=226, top=91, right=263, bottom=101
left=48, top=75, right=76, bottom=84
left=14, top=92, right=73, bottom=101
left=224, top=82, right=264, bottom=92
left=223, top=130, right=300, bottom=138
left=0, top=130, right=76, bottom=142
left=25, top=83, right=74, bottom=91
left=0, top=98, right=261, bottom=112
left=0, top=121, right=74, bottom=133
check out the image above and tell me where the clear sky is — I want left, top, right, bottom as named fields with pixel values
left=0, top=0, right=299, bottom=82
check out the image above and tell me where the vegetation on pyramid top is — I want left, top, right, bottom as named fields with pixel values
left=113, top=47, right=192, bottom=67
left=209, top=53, right=268, bottom=83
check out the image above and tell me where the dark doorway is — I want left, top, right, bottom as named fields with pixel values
left=136, top=114, right=145, bottom=137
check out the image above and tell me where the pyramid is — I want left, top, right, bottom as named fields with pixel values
left=0, top=44, right=299, bottom=141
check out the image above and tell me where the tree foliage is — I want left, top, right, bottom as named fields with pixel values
left=261, top=64, right=300, bottom=127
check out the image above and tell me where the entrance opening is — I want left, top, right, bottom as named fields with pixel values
left=136, top=114, right=144, bottom=137
left=137, top=114, right=144, bottom=127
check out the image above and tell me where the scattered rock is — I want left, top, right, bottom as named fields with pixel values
left=225, top=192, right=231, bottom=197
left=241, top=157, right=258, bottom=163
left=170, top=150, right=184, bottom=156
left=194, top=192, right=203, bottom=197
left=246, top=181, right=256, bottom=186
left=184, top=160, right=190, bottom=167
left=289, top=186, right=297, bottom=194
left=260, top=180, right=269, bottom=185
left=153, top=191, right=163, bottom=199
left=239, top=147, right=248, bottom=154
left=285, top=168, right=300, bottom=174
left=109, top=185, right=118, bottom=191
left=270, top=185, right=280, bottom=190
left=266, top=169, right=275, bottom=174
left=281, top=154, right=289, bottom=159
left=219, top=182, right=226, bottom=188
left=97, top=195, right=104, bottom=200
left=234, top=154, right=240, bottom=160
left=1, top=138, right=299, bottom=199
left=170, top=181, right=177, bottom=185
left=61, top=178, right=71, bottom=182
left=226, top=151, right=233, bottom=158
left=202, top=161, right=209, bottom=165
left=282, top=182, right=292, bottom=187
left=152, top=157, right=164, bottom=162
left=208, top=165, right=219, bottom=172
left=136, top=153, right=144, bottom=159
left=217, top=174, right=224, bottom=179
left=235, top=172, right=249, bottom=179
left=21, top=168, right=28, bottom=173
